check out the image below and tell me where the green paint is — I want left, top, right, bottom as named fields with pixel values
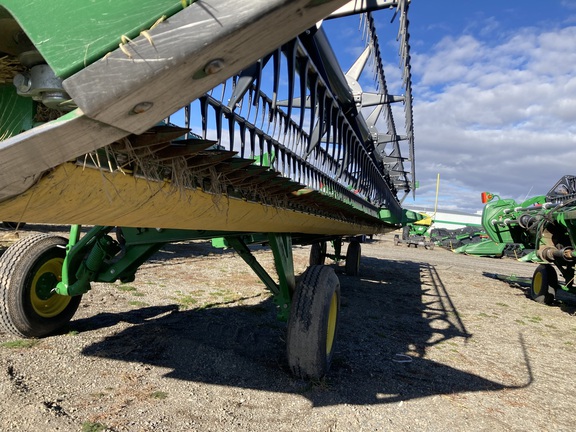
left=453, top=239, right=506, bottom=257
left=0, top=85, right=34, bottom=140
left=0, top=1, right=189, bottom=78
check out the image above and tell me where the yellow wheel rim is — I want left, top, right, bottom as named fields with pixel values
left=533, top=272, right=543, bottom=296
left=30, top=257, right=70, bottom=318
left=326, top=292, right=338, bottom=355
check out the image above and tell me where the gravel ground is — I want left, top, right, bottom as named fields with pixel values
left=1, top=226, right=575, bottom=431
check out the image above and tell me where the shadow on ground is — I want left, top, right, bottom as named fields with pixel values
left=483, top=271, right=576, bottom=313
left=75, top=253, right=532, bottom=407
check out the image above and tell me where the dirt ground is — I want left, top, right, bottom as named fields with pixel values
left=1, top=226, right=575, bottom=431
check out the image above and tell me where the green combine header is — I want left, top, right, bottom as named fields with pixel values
left=0, top=0, right=419, bottom=379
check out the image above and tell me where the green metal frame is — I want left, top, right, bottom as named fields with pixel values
left=482, top=190, right=576, bottom=296
left=0, top=85, right=33, bottom=140
left=53, top=225, right=301, bottom=321
left=225, top=234, right=294, bottom=321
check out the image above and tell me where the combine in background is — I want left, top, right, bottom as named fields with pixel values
left=393, top=212, right=435, bottom=249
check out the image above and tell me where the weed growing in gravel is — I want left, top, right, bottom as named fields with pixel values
left=81, top=421, right=107, bottom=432
left=1, top=339, right=39, bottom=349
left=117, top=284, right=137, bottom=292
left=67, top=330, right=79, bottom=336
left=151, top=391, right=168, bottom=399
left=308, top=378, right=333, bottom=392
left=495, top=302, right=509, bottom=307
left=544, top=324, right=558, bottom=329
left=129, top=300, right=150, bottom=307
left=174, top=294, right=198, bottom=309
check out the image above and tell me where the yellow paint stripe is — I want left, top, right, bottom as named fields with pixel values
left=0, top=163, right=394, bottom=235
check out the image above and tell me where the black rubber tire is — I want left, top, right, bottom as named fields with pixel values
left=345, top=241, right=361, bottom=276
left=287, top=265, right=340, bottom=380
left=2, top=221, right=25, bottom=230
left=0, top=234, right=82, bottom=337
left=530, top=264, right=557, bottom=305
left=309, top=242, right=327, bottom=266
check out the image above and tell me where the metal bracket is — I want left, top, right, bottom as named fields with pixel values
left=226, top=234, right=294, bottom=321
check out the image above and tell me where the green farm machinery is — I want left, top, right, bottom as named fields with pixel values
left=482, top=176, right=576, bottom=305
left=393, top=213, right=435, bottom=249
left=0, top=1, right=419, bottom=379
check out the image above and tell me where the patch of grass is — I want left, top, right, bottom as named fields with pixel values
left=564, top=341, right=573, bottom=346
left=117, top=285, right=136, bottom=292
left=515, top=319, right=526, bottom=325
left=210, top=289, right=231, bottom=298
left=478, top=312, right=491, bottom=318
left=1, top=339, right=39, bottom=349
left=150, top=391, right=168, bottom=400
left=295, top=377, right=333, bottom=393
left=544, top=324, right=557, bottom=329
left=129, top=301, right=149, bottom=307
left=67, top=330, right=79, bottom=336
left=132, top=292, right=145, bottom=297
left=82, top=422, right=107, bottom=432
left=495, top=302, right=509, bottom=307
left=525, top=315, right=542, bottom=323
left=174, top=294, right=198, bottom=309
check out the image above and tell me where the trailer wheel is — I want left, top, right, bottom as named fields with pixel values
left=530, top=264, right=557, bottom=305
left=309, top=242, right=326, bottom=266
left=287, top=265, right=340, bottom=380
left=345, top=241, right=361, bottom=276
left=0, top=234, right=81, bottom=337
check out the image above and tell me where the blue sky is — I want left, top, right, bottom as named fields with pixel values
left=324, top=1, right=576, bottom=214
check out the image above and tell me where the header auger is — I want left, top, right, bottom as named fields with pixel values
left=481, top=176, right=576, bottom=305
left=0, top=0, right=419, bottom=379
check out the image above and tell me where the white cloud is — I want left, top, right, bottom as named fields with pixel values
left=408, top=23, right=576, bottom=213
